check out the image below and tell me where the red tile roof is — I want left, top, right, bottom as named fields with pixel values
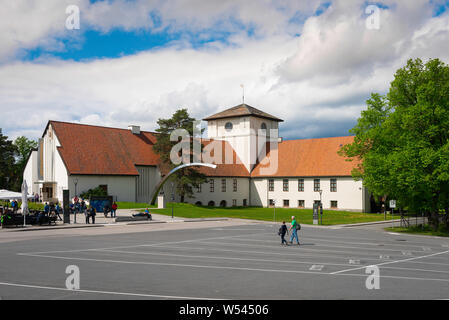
left=50, top=121, right=160, bottom=175
left=251, top=136, right=359, bottom=177
left=49, top=121, right=357, bottom=178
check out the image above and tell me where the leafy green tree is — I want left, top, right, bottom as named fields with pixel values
left=153, top=109, right=207, bottom=202
left=340, top=58, right=449, bottom=230
left=80, top=186, right=108, bottom=199
left=10, top=136, right=38, bottom=190
left=0, top=132, right=17, bottom=190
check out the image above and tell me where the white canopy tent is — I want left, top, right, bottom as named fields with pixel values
left=0, top=189, right=33, bottom=200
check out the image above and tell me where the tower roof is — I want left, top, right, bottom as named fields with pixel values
left=203, top=104, right=283, bottom=122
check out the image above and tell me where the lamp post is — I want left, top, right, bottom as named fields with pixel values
left=73, top=178, right=78, bottom=224
left=170, top=182, right=175, bottom=219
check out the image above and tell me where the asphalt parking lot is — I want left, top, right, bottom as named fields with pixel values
left=1, top=221, right=449, bottom=300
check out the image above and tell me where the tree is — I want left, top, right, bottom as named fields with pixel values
left=0, top=132, right=17, bottom=190
left=153, top=109, right=207, bottom=202
left=10, top=136, right=38, bottom=190
left=340, top=58, right=449, bottom=230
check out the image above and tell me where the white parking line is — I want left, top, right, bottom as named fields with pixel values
left=17, top=233, right=262, bottom=255
left=17, top=253, right=449, bottom=283
left=331, top=249, right=449, bottom=275
left=191, top=240, right=433, bottom=259
left=96, top=249, right=353, bottom=268
left=148, top=244, right=386, bottom=263
left=0, top=281, right=222, bottom=300
left=224, top=237, right=430, bottom=254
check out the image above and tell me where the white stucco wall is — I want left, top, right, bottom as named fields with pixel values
left=207, top=116, right=279, bottom=172
left=265, top=177, right=364, bottom=211
left=23, top=150, right=39, bottom=195
left=250, top=178, right=268, bottom=207
left=185, top=177, right=250, bottom=207
left=68, top=175, right=137, bottom=202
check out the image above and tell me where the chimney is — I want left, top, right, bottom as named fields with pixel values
left=128, top=125, right=141, bottom=135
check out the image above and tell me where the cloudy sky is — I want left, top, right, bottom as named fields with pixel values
left=1, top=0, right=448, bottom=141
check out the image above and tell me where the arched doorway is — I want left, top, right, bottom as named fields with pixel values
left=220, top=200, right=227, bottom=207
left=208, top=201, right=215, bottom=207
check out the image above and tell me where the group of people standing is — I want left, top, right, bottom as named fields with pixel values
left=69, top=197, right=97, bottom=224
left=69, top=197, right=118, bottom=224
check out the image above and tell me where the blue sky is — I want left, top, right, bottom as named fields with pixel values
left=18, top=0, right=447, bottom=63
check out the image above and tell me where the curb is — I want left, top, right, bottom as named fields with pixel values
left=126, top=217, right=229, bottom=225
left=2, top=224, right=105, bottom=232
left=338, top=219, right=402, bottom=228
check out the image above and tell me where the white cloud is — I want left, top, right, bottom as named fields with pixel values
left=0, top=0, right=448, bottom=141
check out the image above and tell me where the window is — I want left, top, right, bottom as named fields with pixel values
left=269, top=199, right=275, bottom=207
left=298, top=200, right=305, bottom=208
left=197, top=184, right=202, bottom=193
left=243, top=199, right=247, bottom=207
left=314, top=179, right=320, bottom=192
left=225, top=122, right=233, bottom=131
left=233, top=179, right=237, bottom=192
left=269, top=179, right=274, bottom=192
left=261, top=122, right=267, bottom=131
left=221, top=179, right=226, bottom=192
left=232, top=199, right=237, bottom=207
left=210, top=179, right=214, bottom=192
left=330, top=179, right=337, bottom=192
left=331, top=201, right=338, bottom=209
left=283, top=200, right=290, bottom=208
left=283, top=179, right=289, bottom=192
left=298, top=179, right=304, bottom=192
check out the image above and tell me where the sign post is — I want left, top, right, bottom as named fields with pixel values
left=63, top=189, right=70, bottom=224
left=390, top=200, right=396, bottom=215
left=320, top=203, right=323, bottom=225
left=313, top=203, right=319, bottom=225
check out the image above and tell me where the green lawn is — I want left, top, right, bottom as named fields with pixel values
left=151, top=203, right=400, bottom=226
left=116, top=202, right=156, bottom=209
left=0, top=200, right=44, bottom=210
left=385, top=225, right=449, bottom=237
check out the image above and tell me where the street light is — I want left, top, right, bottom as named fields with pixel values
left=170, top=181, right=175, bottom=219
left=73, top=178, right=78, bottom=224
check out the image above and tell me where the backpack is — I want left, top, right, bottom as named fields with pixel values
left=278, top=227, right=282, bottom=236
left=296, top=223, right=301, bottom=231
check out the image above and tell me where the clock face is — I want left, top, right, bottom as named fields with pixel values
left=225, top=122, right=233, bottom=131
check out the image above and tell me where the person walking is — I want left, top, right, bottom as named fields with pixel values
left=89, top=205, right=96, bottom=224
left=84, top=206, right=90, bottom=224
left=279, top=221, right=289, bottom=245
left=55, top=202, right=62, bottom=221
left=289, top=216, right=300, bottom=245
left=111, top=202, right=118, bottom=218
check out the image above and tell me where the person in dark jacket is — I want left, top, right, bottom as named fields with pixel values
left=89, top=206, right=96, bottom=224
left=279, top=221, right=289, bottom=245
